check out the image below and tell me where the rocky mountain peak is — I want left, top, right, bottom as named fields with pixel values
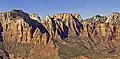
left=30, top=13, right=41, bottom=22
left=10, top=9, right=24, bottom=13
left=112, top=12, right=120, bottom=15
left=85, top=14, right=107, bottom=23
left=105, top=12, right=120, bottom=23
left=74, top=14, right=83, bottom=21
left=1, top=10, right=120, bottom=59
left=53, top=13, right=73, bottom=21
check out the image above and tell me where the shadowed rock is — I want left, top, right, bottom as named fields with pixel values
left=0, top=23, right=10, bottom=59
left=56, top=20, right=69, bottom=40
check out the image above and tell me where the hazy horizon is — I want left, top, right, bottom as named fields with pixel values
left=0, top=0, right=120, bottom=19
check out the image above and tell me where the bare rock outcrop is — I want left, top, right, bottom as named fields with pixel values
left=0, top=10, right=84, bottom=47
left=53, top=13, right=83, bottom=37
left=29, top=13, right=41, bottom=22
left=0, top=10, right=50, bottom=45
left=1, top=10, right=120, bottom=59
left=105, top=12, right=120, bottom=24
left=0, top=10, right=84, bottom=59
left=0, top=23, right=10, bottom=59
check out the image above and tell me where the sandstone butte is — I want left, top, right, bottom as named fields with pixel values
left=0, top=10, right=120, bottom=59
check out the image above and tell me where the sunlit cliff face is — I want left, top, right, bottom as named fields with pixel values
left=0, top=9, right=120, bottom=59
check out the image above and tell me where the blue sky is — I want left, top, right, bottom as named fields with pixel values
left=0, top=0, right=120, bottom=19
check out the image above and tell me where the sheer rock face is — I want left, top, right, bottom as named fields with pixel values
left=82, top=13, right=120, bottom=38
left=1, top=10, right=120, bottom=59
left=81, top=13, right=119, bottom=48
left=0, top=10, right=83, bottom=46
left=0, top=10, right=119, bottom=47
left=82, top=14, right=108, bottom=37
left=53, top=13, right=83, bottom=37
left=0, top=10, right=43, bottom=44
left=41, top=13, right=84, bottom=41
